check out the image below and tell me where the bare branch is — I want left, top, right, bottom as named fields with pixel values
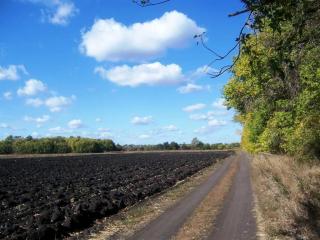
left=228, top=9, right=250, bottom=17
left=133, top=0, right=253, bottom=79
left=132, top=0, right=171, bottom=7
left=195, top=11, right=253, bottom=78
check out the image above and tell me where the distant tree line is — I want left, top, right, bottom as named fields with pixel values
left=122, top=138, right=239, bottom=151
left=0, top=136, right=117, bottom=154
left=0, top=136, right=239, bottom=154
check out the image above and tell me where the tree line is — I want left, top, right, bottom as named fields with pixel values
left=122, top=138, right=239, bottom=151
left=224, top=0, right=320, bottom=160
left=0, top=136, right=239, bottom=154
left=0, top=136, right=117, bottom=154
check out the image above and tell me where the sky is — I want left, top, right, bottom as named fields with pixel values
left=0, top=0, right=247, bottom=144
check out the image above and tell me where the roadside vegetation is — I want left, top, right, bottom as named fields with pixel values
left=252, top=154, right=320, bottom=239
left=222, top=1, right=320, bottom=239
left=0, top=136, right=239, bottom=154
left=224, top=0, right=320, bottom=161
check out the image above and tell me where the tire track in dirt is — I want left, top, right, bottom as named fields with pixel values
left=127, top=156, right=234, bottom=240
left=127, top=152, right=257, bottom=240
left=174, top=158, right=239, bottom=240
left=207, top=152, right=257, bottom=240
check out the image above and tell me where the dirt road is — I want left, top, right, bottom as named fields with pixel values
left=128, top=152, right=257, bottom=240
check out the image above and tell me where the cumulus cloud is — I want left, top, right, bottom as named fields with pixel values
left=162, top=124, right=178, bottom=132
left=95, top=62, right=183, bottom=87
left=212, top=98, right=227, bottom=109
left=48, top=2, right=78, bottom=25
left=191, top=65, right=218, bottom=79
left=208, top=119, right=227, bottom=127
left=139, top=134, right=151, bottom=139
left=17, top=79, right=47, bottom=96
left=189, top=113, right=210, bottom=121
left=0, top=65, right=27, bottom=81
left=26, top=0, right=78, bottom=25
left=3, top=91, right=13, bottom=100
left=25, top=95, right=75, bottom=112
left=0, top=123, right=11, bottom=129
left=26, top=98, right=43, bottom=107
left=97, top=127, right=109, bottom=132
left=24, top=115, right=50, bottom=126
left=177, top=83, right=210, bottom=94
left=45, top=95, right=75, bottom=112
left=48, top=126, right=73, bottom=134
left=80, top=10, right=205, bottom=62
left=194, top=119, right=227, bottom=134
left=68, top=119, right=83, bottom=129
left=97, top=128, right=113, bottom=138
left=131, top=116, right=153, bottom=125
left=182, top=103, right=206, bottom=112
left=48, top=126, right=64, bottom=132
left=189, top=111, right=228, bottom=121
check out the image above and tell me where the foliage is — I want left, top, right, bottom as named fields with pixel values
left=0, top=136, right=117, bottom=154
left=0, top=135, right=239, bottom=155
left=224, top=0, right=320, bottom=160
left=121, top=141, right=240, bottom=151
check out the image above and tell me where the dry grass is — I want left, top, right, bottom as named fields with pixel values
left=173, top=159, right=238, bottom=240
left=251, top=154, right=320, bottom=240
left=87, top=159, right=224, bottom=240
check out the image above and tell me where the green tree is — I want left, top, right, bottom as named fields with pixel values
left=224, top=0, right=320, bottom=160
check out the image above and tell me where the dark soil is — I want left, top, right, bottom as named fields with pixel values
left=0, top=151, right=231, bottom=239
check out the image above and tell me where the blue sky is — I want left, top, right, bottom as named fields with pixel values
left=0, top=0, right=246, bottom=144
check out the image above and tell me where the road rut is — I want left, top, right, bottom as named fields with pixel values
left=128, top=152, right=257, bottom=240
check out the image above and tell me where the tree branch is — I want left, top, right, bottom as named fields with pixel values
left=228, top=9, right=250, bottom=17
left=132, top=0, right=171, bottom=7
left=195, top=11, right=253, bottom=78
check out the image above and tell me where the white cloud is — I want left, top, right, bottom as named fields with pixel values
left=48, top=126, right=63, bottom=132
left=3, top=91, right=13, bottom=100
left=131, top=116, right=153, bottom=125
left=26, top=0, right=78, bottom=25
left=68, top=119, right=83, bottom=129
left=189, top=113, right=209, bottom=121
left=95, top=62, right=183, bottom=87
left=0, top=65, right=27, bottom=81
left=189, top=111, right=228, bottom=121
left=208, top=119, right=227, bottom=127
left=48, top=2, right=78, bottom=25
left=177, top=83, right=210, bottom=94
left=24, top=115, right=50, bottom=126
left=95, top=118, right=102, bottom=122
left=98, top=127, right=109, bottom=132
left=25, top=95, right=75, bottom=112
left=212, top=98, right=227, bottom=109
left=26, top=98, right=43, bottom=107
left=183, top=103, right=206, bottom=112
left=162, top=124, right=178, bottom=131
left=0, top=123, right=10, bottom=129
left=17, top=79, right=47, bottom=96
left=80, top=10, right=205, bottom=62
left=45, top=95, right=75, bottom=112
left=139, top=134, right=151, bottom=139
left=194, top=119, right=227, bottom=134
left=99, top=131, right=113, bottom=138
left=48, top=126, right=74, bottom=134
left=191, top=65, right=218, bottom=79
left=97, top=128, right=113, bottom=138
